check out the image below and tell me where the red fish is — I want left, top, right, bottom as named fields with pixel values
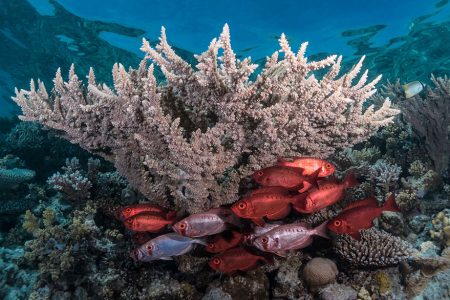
left=252, top=166, right=320, bottom=192
left=277, top=157, right=336, bottom=177
left=116, top=203, right=171, bottom=221
left=293, top=172, right=358, bottom=214
left=123, top=212, right=176, bottom=232
left=231, top=192, right=306, bottom=226
left=208, top=247, right=270, bottom=275
left=206, top=231, right=244, bottom=253
left=328, top=194, right=399, bottom=239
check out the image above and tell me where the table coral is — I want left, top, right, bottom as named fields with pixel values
left=13, top=25, right=399, bottom=212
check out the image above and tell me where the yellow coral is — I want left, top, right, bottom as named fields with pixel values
left=408, top=160, right=427, bottom=177
left=42, top=208, right=56, bottom=228
left=22, top=210, right=40, bottom=236
left=430, top=209, right=450, bottom=247
left=374, top=271, right=391, bottom=295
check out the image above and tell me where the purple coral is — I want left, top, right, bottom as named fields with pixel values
left=47, top=158, right=92, bottom=201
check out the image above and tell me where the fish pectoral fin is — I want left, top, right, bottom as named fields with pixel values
left=252, top=218, right=266, bottom=226
left=297, top=181, right=313, bottom=193
left=349, top=232, right=361, bottom=240
left=274, top=250, right=288, bottom=257
left=158, top=257, right=174, bottom=260
left=266, top=206, right=291, bottom=220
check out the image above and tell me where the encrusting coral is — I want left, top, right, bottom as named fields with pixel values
left=13, top=25, right=399, bottom=212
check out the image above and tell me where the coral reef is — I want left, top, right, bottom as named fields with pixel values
left=334, top=228, right=415, bottom=267
left=385, top=76, right=450, bottom=175
left=13, top=25, right=399, bottom=212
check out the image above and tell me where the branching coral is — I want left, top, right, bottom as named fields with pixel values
left=13, top=25, right=399, bottom=212
left=368, top=159, right=402, bottom=199
left=47, top=158, right=92, bottom=202
left=334, top=228, right=415, bottom=267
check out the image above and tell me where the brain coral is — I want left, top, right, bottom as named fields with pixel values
left=302, top=257, right=338, bottom=290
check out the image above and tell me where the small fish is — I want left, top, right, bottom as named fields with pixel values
left=208, top=247, right=271, bottom=275
left=173, top=208, right=241, bottom=237
left=277, top=157, right=336, bottom=177
left=123, top=212, right=176, bottom=232
left=252, top=166, right=320, bottom=191
left=231, top=192, right=306, bottom=226
left=293, top=172, right=358, bottom=214
left=116, top=203, right=170, bottom=221
left=206, top=231, right=244, bottom=253
left=253, top=221, right=329, bottom=257
left=402, top=81, right=425, bottom=99
left=130, top=233, right=206, bottom=261
left=328, top=194, right=399, bottom=239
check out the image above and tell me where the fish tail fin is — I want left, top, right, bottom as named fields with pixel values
left=343, top=171, right=358, bottom=188
left=383, top=193, right=400, bottom=212
left=166, top=210, right=178, bottom=223
left=314, top=220, right=330, bottom=239
left=194, top=238, right=208, bottom=246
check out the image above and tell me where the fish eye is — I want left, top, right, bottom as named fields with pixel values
left=132, top=250, right=138, bottom=257
left=125, top=208, right=132, bottom=214
left=178, top=222, right=187, bottom=229
left=207, top=243, right=215, bottom=249
left=126, top=218, right=133, bottom=224
left=212, top=258, right=221, bottom=265
left=256, top=171, right=264, bottom=176
left=325, top=163, right=332, bottom=169
left=334, top=220, right=342, bottom=227
left=261, top=237, right=268, bottom=244
left=238, top=202, right=247, bottom=210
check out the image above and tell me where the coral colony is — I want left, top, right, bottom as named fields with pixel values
left=4, top=25, right=450, bottom=298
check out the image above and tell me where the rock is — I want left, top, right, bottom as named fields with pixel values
left=319, top=283, right=357, bottom=300
left=201, top=287, right=232, bottom=300
left=379, top=211, right=405, bottom=236
left=221, top=269, right=269, bottom=300
left=408, top=214, right=430, bottom=234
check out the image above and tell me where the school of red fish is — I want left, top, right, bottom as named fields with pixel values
left=115, top=157, right=399, bottom=275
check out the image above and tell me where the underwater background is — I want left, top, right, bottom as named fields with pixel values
left=1, top=0, right=450, bottom=299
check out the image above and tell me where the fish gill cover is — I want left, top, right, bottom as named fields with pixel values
left=0, top=1, right=450, bottom=299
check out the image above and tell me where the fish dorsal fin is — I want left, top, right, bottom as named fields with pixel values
left=349, top=232, right=361, bottom=240
left=342, top=196, right=378, bottom=212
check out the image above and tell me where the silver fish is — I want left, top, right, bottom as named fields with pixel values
left=130, top=233, right=206, bottom=261
left=402, top=81, right=425, bottom=99
left=253, top=221, right=328, bottom=257
left=244, top=222, right=283, bottom=243
left=173, top=208, right=241, bottom=237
